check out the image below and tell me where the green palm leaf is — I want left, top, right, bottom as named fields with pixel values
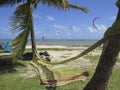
left=11, top=2, right=32, bottom=58
left=0, top=0, right=23, bottom=7
left=33, top=0, right=88, bottom=13
left=12, top=30, right=30, bottom=58
left=69, top=4, right=88, bottom=13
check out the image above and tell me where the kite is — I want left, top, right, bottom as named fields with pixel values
left=93, top=16, right=101, bottom=29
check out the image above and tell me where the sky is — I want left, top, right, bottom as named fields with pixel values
left=0, top=0, right=118, bottom=40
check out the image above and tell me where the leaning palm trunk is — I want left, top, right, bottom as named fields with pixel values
left=30, top=24, right=36, bottom=59
left=83, top=35, right=120, bottom=90
left=83, top=1, right=120, bottom=90
left=29, top=2, right=37, bottom=59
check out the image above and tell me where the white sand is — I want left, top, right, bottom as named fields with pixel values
left=26, top=45, right=102, bottom=67
left=26, top=45, right=102, bottom=59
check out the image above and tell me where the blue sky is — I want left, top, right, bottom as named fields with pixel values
left=0, top=0, right=118, bottom=39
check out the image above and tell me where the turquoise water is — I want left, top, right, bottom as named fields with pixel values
left=0, top=39, right=98, bottom=46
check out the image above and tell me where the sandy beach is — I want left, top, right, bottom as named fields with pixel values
left=26, top=45, right=102, bottom=67
left=27, top=43, right=119, bottom=68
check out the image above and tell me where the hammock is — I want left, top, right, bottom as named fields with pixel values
left=30, top=60, right=89, bottom=87
left=29, top=38, right=105, bottom=87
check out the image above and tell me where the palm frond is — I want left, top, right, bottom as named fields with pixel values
left=11, top=3, right=30, bottom=32
left=33, top=0, right=87, bottom=13
left=0, top=0, right=24, bottom=7
left=32, top=0, right=41, bottom=9
left=12, top=29, right=30, bottom=58
left=69, top=4, right=88, bottom=13
left=11, top=2, right=32, bottom=58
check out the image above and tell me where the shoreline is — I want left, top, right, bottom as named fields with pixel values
left=26, top=44, right=89, bottom=50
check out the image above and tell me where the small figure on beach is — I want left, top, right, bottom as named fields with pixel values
left=42, top=36, right=45, bottom=40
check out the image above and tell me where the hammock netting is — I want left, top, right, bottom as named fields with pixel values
left=30, top=60, right=89, bottom=86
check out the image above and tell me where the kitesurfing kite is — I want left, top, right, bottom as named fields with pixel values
left=93, top=16, right=101, bottom=29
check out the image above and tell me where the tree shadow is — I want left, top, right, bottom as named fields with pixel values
left=0, top=61, right=26, bottom=74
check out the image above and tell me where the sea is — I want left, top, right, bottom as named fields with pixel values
left=0, top=39, right=98, bottom=47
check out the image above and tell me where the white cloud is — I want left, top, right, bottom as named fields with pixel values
left=34, top=26, right=41, bottom=35
left=87, top=27, right=95, bottom=32
left=66, top=32, right=71, bottom=36
left=35, top=31, right=41, bottom=35
left=47, top=16, right=55, bottom=21
left=88, top=24, right=107, bottom=33
left=71, top=26, right=81, bottom=32
left=53, top=24, right=66, bottom=30
left=96, top=24, right=107, bottom=30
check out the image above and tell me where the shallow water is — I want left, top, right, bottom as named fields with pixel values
left=0, top=39, right=98, bottom=47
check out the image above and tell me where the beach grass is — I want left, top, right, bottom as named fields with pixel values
left=0, top=60, right=46, bottom=90
left=56, top=66, right=120, bottom=90
left=0, top=59, right=120, bottom=90
left=0, top=74, right=44, bottom=90
left=84, top=55, right=100, bottom=63
left=0, top=60, right=91, bottom=90
left=0, top=49, right=6, bottom=53
left=0, top=55, right=13, bottom=60
left=84, top=54, right=120, bottom=63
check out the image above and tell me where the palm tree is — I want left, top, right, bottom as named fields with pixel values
left=83, top=0, right=120, bottom=89
left=1, top=0, right=120, bottom=90
left=0, top=0, right=87, bottom=60
left=0, top=1, right=87, bottom=90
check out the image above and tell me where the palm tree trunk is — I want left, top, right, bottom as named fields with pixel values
left=30, top=21, right=36, bottom=59
left=29, top=1, right=37, bottom=59
left=83, top=1, right=120, bottom=90
left=83, top=34, right=120, bottom=90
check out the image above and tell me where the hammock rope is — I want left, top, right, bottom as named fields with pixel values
left=35, top=37, right=107, bottom=65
